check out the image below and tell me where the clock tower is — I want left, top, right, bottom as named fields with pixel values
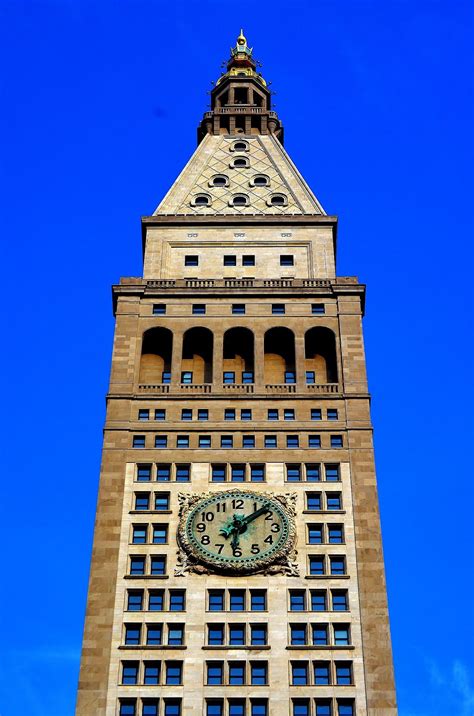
left=76, top=31, right=397, bottom=716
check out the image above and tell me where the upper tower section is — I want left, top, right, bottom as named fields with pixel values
left=197, top=30, right=283, bottom=144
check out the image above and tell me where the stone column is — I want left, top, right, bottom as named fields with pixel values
left=171, top=329, right=184, bottom=388
left=212, top=330, right=224, bottom=391
left=295, top=333, right=306, bottom=392
left=254, top=330, right=265, bottom=390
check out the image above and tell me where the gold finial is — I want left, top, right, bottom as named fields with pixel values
left=237, top=29, right=246, bottom=46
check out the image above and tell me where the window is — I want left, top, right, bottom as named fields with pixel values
left=337, top=701, right=354, bottom=716
left=327, top=493, right=342, bottom=510
left=270, top=194, right=287, bottom=206
left=212, top=465, right=226, bottom=483
left=162, top=370, right=171, bottom=384
left=289, top=591, right=306, bottom=611
left=229, top=662, right=245, bottom=685
left=125, top=624, right=141, bottom=645
left=223, top=371, right=235, bottom=384
left=127, top=591, right=143, bottom=612
left=286, top=464, right=301, bottom=482
left=250, top=590, right=266, bottom=611
left=177, top=435, right=189, bottom=448
left=146, top=624, right=163, bottom=644
left=325, top=464, right=340, bottom=482
left=231, top=193, right=249, bottom=206
left=221, top=435, right=234, bottom=448
left=164, top=702, right=181, bottom=716
left=250, top=662, right=267, bottom=685
left=309, top=435, right=321, bottom=448
left=251, top=701, right=267, bottom=716
left=148, top=590, right=164, bottom=611
left=144, top=662, right=160, bottom=685
left=311, top=590, right=327, bottom=611
left=119, top=701, right=136, bottom=716
left=308, top=525, right=323, bottom=544
left=168, top=625, right=184, bottom=646
left=155, top=435, right=167, bottom=448
left=306, top=493, right=321, bottom=511
left=284, top=409, right=295, bottom=420
left=286, top=435, right=299, bottom=448
left=313, top=625, right=328, bottom=646
left=152, top=525, right=168, bottom=544
left=268, top=409, right=279, bottom=421
left=252, top=174, right=269, bottom=186
left=176, top=465, right=190, bottom=482
left=138, top=409, right=149, bottom=421
left=185, top=255, right=199, bottom=266
left=132, top=526, right=147, bottom=544
left=225, top=408, right=235, bottom=421
left=285, top=371, right=296, bottom=384
left=328, top=525, right=344, bottom=544
left=315, top=702, right=331, bottom=716
left=290, top=624, right=307, bottom=646
left=180, top=371, right=192, bottom=385
left=330, top=435, right=343, bottom=448
left=181, top=409, right=192, bottom=421
left=230, top=590, right=245, bottom=611
left=157, top=465, right=171, bottom=481
left=243, top=435, right=255, bottom=448
left=195, top=409, right=207, bottom=421
left=332, top=590, right=349, bottom=611
left=232, top=304, right=246, bottom=314
left=137, top=465, right=152, bottom=482
left=334, top=625, right=350, bottom=645
left=250, top=465, right=265, bottom=482
left=306, top=464, right=320, bottom=481
left=155, top=409, right=166, bottom=421
left=231, top=464, right=245, bottom=482
left=232, top=140, right=248, bottom=151
left=150, top=556, right=166, bottom=576
left=122, top=662, right=139, bottom=684
left=224, top=255, right=237, bottom=266
left=207, top=663, right=224, bottom=685
left=209, top=590, right=225, bottom=611
left=169, top=591, right=185, bottom=611
left=229, top=701, right=245, bottom=716
left=327, top=409, right=338, bottom=420
left=311, top=409, right=322, bottom=421
left=306, top=371, right=316, bottom=384
left=330, top=556, right=346, bottom=575
left=193, top=194, right=211, bottom=206
left=272, top=303, right=285, bottom=315
left=211, top=174, right=228, bottom=187
left=311, top=303, right=325, bottom=314
left=192, top=304, right=206, bottom=314
left=165, top=662, right=182, bottom=685
left=335, top=662, right=353, bottom=685
left=250, top=624, right=267, bottom=645
left=199, top=435, right=211, bottom=448
left=135, top=493, right=150, bottom=511
left=143, top=702, right=159, bottom=716
left=280, top=255, right=294, bottom=266
left=241, top=409, right=252, bottom=421
left=133, top=435, right=145, bottom=448
left=314, top=662, right=330, bottom=685
left=208, top=625, right=224, bottom=645
left=264, top=435, right=277, bottom=448
left=242, top=371, right=254, bottom=383
left=207, top=702, right=223, bottom=716
left=153, top=304, right=166, bottom=315
left=229, top=624, right=245, bottom=645
left=242, top=255, right=255, bottom=266
left=309, top=556, right=325, bottom=575
left=155, top=493, right=170, bottom=511
left=293, top=702, right=310, bottom=716
left=291, top=662, right=308, bottom=685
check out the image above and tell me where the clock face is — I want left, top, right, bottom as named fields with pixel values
left=178, top=490, right=294, bottom=574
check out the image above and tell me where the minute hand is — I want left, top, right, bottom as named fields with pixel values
left=241, top=503, right=271, bottom=526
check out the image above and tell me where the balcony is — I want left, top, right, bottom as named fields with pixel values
left=136, top=382, right=339, bottom=396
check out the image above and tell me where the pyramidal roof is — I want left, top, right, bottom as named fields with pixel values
left=154, top=133, right=326, bottom=216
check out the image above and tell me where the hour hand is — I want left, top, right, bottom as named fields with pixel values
left=241, top=503, right=271, bottom=525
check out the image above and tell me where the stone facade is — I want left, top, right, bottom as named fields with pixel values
left=76, top=31, right=397, bottom=716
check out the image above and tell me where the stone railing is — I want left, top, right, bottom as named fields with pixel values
left=306, top=383, right=340, bottom=394
left=145, top=278, right=333, bottom=291
left=138, top=384, right=170, bottom=393
left=265, top=384, right=297, bottom=394
left=222, top=384, right=255, bottom=394
left=179, top=384, right=212, bottom=393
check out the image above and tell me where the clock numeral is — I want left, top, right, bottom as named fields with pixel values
left=271, top=523, right=280, bottom=533
left=232, top=499, right=244, bottom=509
left=264, top=535, right=274, bottom=545
left=253, top=502, right=259, bottom=512
left=196, top=523, right=206, bottom=533
left=200, top=535, right=210, bottom=545
left=201, top=511, right=215, bottom=522
left=265, top=511, right=273, bottom=520
left=251, top=543, right=260, bottom=554
left=232, top=547, right=242, bottom=557
left=216, top=502, right=226, bottom=513
left=215, top=544, right=224, bottom=554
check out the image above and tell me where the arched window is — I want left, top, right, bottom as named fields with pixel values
left=231, top=156, right=250, bottom=169
left=268, top=193, right=287, bottom=207
left=191, top=193, right=212, bottom=207
left=139, top=328, right=173, bottom=384
left=231, top=140, right=249, bottom=152
left=304, top=327, right=338, bottom=384
left=230, top=194, right=249, bottom=207
left=223, top=328, right=255, bottom=384
left=264, top=327, right=296, bottom=385
left=251, top=174, right=270, bottom=187
left=181, top=327, right=213, bottom=384
left=210, top=174, right=229, bottom=187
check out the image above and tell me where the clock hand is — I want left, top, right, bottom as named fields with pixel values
left=240, top=503, right=271, bottom=526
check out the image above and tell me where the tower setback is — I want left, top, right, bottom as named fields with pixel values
left=76, top=31, right=397, bottom=716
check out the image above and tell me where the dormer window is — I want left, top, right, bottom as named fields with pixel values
left=267, top=193, right=288, bottom=207
left=191, top=193, right=212, bottom=207
left=250, top=174, right=270, bottom=187
left=230, top=194, right=249, bottom=207
left=230, top=156, right=250, bottom=169
left=231, top=140, right=249, bottom=152
left=209, top=174, right=229, bottom=187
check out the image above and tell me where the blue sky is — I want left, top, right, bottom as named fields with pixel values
left=0, top=1, right=473, bottom=714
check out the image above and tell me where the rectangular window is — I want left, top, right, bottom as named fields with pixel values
left=168, top=625, right=184, bottom=646
left=212, top=465, right=226, bottom=483
left=156, top=465, right=171, bottom=482
left=185, top=255, right=199, bottom=266
left=155, top=409, right=166, bottom=421
left=289, top=590, right=306, bottom=611
left=268, top=409, right=279, bottom=420
left=314, top=662, right=330, bottom=685
left=122, top=661, right=139, bottom=685
left=135, top=493, right=150, bottom=511
left=312, top=624, right=328, bottom=646
left=146, top=624, right=163, bottom=644
left=309, top=435, right=321, bottom=448
left=223, top=371, right=235, bottom=384
left=286, top=435, right=299, bottom=448
left=155, top=435, right=167, bottom=448
left=199, top=435, right=211, bottom=448
left=291, top=662, right=308, bottom=685
left=241, top=409, right=252, bottom=421
left=337, top=701, right=354, bottom=716
left=251, top=701, right=267, bottom=716
left=232, top=304, right=246, bottom=314
left=229, top=662, right=245, bottom=685
left=327, top=408, right=338, bottom=420
left=150, top=556, right=166, bottom=576
left=133, top=435, right=145, bottom=448
left=148, top=590, right=164, bottom=611
left=250, top=590, right=266, bottom=611
left=330, top=556, right=346, bottom=575
left=137, top=464, right=152, bottom=482
left=169, top=590, right=186, bottom=611
left=332, top=590, right=349, bottom=612
left=311, top=408, right=322, bottom=421
left=290, top=624, right=307, bottom=646
left=250, top=464, right=265, bottom=482
left=162, top=370, right=171, bottom=384
left=181, top=371, right=193, bottom=384
left=198, top=409, right=209, bottom=421
left=293, top=701, right=310, bottom=716
left=120, top=701, right=136, bottom=716
left=229, top=590, right=246, bottom=611
left=306, top=492, right=321, bottom=511
left=311, top=303, right=325, bottom=314
left=207, top=663, right=224, bottom=686
left=176, top=465, right=190, bottom=482
left=207, top=701, right=223, bottom=716
left=152, top=525, right=168, bottom=544
left=124, top=624, right=141, bottom=645
left=335, top=662, right=353, bottom=685
left=127, top=590, right=143, bottom=612
left=181, top=409, right=192, bottom=421
left=308, top=524, right=323, bottom=544
left=242, top=371, right=254, bottom=383
left=130, top=556, right=145, bottom=575
left=176, top=435, right=189, bottom=448
left=138, top=409, right=149, bottom=421
left=208, top=590, right=225, bottom=611
left=164, top=702, right=181, bottom=716
left=280, top=255, right=294, bottom=266
left=165, top=662, right=182, bottom=685
left=192, top=304, right=206, bottom=314
left=328, top=525, right=344, bottom=544
left=286, top=464, right=301, bottom=482
left=315, top=703, right=331, bottom=716
left=284, top=409, right=295, bottom=420
left=272, top=303, right=285, bottom=315
left=224, top=255, right=237, bottom=266
left=311, top=590, right=327, bottom=611
left=250, top=624, right=267, bottom=645
left=285, top=371, right=296, bottom=384
left=231, top=464, right=246, bottom=482
left=334, top=625, right=350, bottom=645
left=143, top=702, right=159, bottom=716
left=306, top=464, right=320, bottom=482
left=327, top=492, right=342, bottom=510
left=306, top=371, right=316, bottom=385
left=250, top=662, right=267, bottom=685
left=325, top=464, right=340, bottom=482
left=309, top=556, right=325, bottom=575
left=330, top=435, right=343, bottom=448
left=243, top=435, right=255, bottom=448
left=153, top=304, right=166, bottom=315
left=155, top=493, right=170, bottom=511
left=144, top=662, right=160, bottom=685
left=208, top=624, right=224, bottom=645
left=229, top=701, right=245, bottom=716
left=132, top=525, right=147, bottom=544
left=242, top=255, right=255, bottom=266
left=221, top=435, right=234, bottom=448
left=225, top=408, right=236, bottom=421
left=229, top=624, right=245, bottom=645
left=264, top=435, right=277, bottom=448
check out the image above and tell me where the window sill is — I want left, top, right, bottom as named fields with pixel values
left=286, top=645, right=354, bottom=650
left=129, top=511, right=172, bottom=515
left=119, top=644, right=187, bottom=650
left=205, top=610, right=268, bottom=614
left=305, top=575, right=350, bottom=580
left=202, top=645, right=271, bottom=650
left=303, top=510, right=345, bottom=515
left=124, top=575, right=169, bottom=580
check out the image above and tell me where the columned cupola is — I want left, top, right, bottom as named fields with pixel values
left=198, top=30, right=284, bottom=144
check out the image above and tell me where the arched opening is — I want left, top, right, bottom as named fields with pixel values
left=304, top=327, right=338, bottom=384
left=181, top=327, right=213, bottom=384
left=139, top=328, right=173, bottom=384
left=223, top=328, right=254, bottom=384
left=264, top=327, right=296, bottom=384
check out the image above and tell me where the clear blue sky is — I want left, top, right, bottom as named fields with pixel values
left=0, top=1, right=473, bottom=715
